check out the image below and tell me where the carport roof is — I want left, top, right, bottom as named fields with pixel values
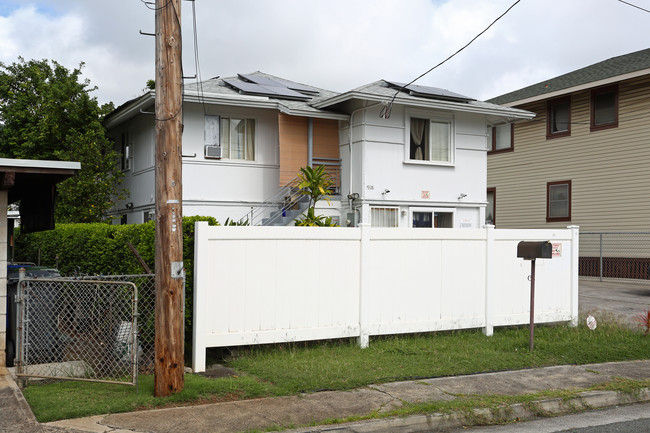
left=0, top=158, right=80, bottom=204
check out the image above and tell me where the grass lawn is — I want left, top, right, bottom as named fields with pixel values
left=23, top=319, right=650, bottom=423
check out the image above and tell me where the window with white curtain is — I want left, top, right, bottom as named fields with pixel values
left=408, top=116, right=452, bottom=163
left=220, top=117, right=256, bottom=161
left=371, top=207, right=399, bottom=227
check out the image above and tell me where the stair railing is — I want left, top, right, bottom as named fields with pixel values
left=239, top=176, right=303, bottom=226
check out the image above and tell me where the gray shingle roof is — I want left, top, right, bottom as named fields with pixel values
left=185, top=71, right=340, bottom=115
left=316, top=80, right=534, bottom=119
left=488, top=48, right=650, bottom=105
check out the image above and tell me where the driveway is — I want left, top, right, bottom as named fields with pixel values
left=579, top=277, right=650, bottom=326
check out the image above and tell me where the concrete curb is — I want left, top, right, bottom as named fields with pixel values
left=286, top=388, right=650, bottom=433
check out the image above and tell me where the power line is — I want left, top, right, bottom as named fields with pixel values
left=190, top=0, right=208, bottom=115
left=380, top=0, right=523, bottom=118
left=617, top=0, right=650, bottom=13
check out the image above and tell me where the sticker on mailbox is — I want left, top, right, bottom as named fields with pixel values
left=552, top=243, right=562, bottom=257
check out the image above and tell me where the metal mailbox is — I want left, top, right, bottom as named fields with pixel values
left=517, top=241, right=552, bottom=260
left=516, top=240, right=553, bottom=352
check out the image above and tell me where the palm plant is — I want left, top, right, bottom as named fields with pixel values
left=295, top=165, right=337, bottom=227
left=296, top=165, right=333, bottom=209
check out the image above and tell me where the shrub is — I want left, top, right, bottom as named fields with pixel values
left=14, top=216, right=220, bottom=351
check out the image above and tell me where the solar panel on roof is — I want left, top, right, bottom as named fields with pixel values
left=269, top=77, right=319, bottom=95
left=240, top=73, right=319, bottom=96
left=385, top=80, right=475, bottom=103
left=238, top=74, right=282, bottom=87
left=223, top=77, right=311, bottom=101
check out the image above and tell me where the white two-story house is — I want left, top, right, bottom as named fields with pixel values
left=104, top=72, right=533, bottom=227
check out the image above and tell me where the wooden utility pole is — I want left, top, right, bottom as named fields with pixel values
left=154, top=0, right=184, bottom=396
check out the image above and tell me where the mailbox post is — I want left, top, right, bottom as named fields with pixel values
left=517, top=241, right=553, bottom=351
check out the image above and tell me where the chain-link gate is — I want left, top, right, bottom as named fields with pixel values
left=16, top=278, right=139, bottom=385
left=76, top=274, right=156, bottom=375
left=580, top=232, right=650, bottom=281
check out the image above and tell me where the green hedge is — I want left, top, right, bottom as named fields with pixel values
left=14, top=215, right=220, bottom=342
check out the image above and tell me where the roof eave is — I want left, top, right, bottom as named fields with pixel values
left=316, top=92, right=535, bottom=119
left=104, top=92, right=155, bottom=129
left=498, top=67, right=650, bottom=107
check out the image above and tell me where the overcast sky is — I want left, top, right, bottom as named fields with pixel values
left=1, top=0, right=649, bottom=106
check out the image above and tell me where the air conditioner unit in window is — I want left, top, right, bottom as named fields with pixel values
left=204, top=145, right=222, bottom=159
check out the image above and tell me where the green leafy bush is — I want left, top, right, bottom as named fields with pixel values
left=14, top=216, right=219, bottom=346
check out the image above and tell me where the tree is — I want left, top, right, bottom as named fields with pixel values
left=294, top=165, right=338, bottom=227
left=0, top=57, right=125, bottom=222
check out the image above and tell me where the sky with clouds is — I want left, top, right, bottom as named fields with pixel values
left=1, top=0, right=649, bottom=106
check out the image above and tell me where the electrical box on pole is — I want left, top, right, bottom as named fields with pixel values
left=154, top=0, right=184, bottom=397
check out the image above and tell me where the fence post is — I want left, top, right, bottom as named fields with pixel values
left=568, top=225, right=580, bottom=327
left=192, top=221, right=209, bottom=372
left=483, top=225, right=495, bottom=336
left=599, top=233, right=603, bottom=282
left=358, top=223, right=370, bottom=348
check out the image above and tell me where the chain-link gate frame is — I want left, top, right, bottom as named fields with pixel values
left=16, top=278, right=139, bottom=386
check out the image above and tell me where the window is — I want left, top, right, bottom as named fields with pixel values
left=546, top=97, right=571, bottom=139
left=409, top=117, right=452, bottom=163
left=221, top=117, right=255, bottom=161
left=120, top=131, right=131, bottom=170
left=486, top=188, right=495, bottom=225
left=412, top=211, right=432, bottom=227
left=204, top=115, right=256, bottom=161
left=488, top=124, right=513, bottom=153
left=371, top=207, right=398, bottom=227
left=547, top=181, right=571, bottom=222
left=591, top=85, right=618, bottom=131
left=204, top=115, right=220, bottom=145
left=411, top=209, right=454, bottom=228
left=144, top=210, right=155, bottom=223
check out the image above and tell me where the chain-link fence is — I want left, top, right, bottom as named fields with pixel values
left=76, top=274, right=156, bottom=375
left=17, top=278, right=138, bottom=385
left=580, top=232, right=650, bottom=281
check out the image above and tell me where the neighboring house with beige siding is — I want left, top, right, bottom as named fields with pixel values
left=487, top=48, right=650, bottom=233
left=105, top=71, right=532, bottom=227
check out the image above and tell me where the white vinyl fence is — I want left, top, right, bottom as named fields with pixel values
left=192, top=223, right=579, bottom=372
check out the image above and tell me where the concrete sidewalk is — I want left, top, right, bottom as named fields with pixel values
left=0, top=360, right=640, bottom=433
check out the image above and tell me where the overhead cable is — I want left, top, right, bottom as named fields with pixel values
left=617, top=0, right=650, bottom=14
left=380, top=0, right=523, bottom=118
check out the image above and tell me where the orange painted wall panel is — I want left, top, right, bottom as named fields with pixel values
left=278, top=114, right=341, bottom=187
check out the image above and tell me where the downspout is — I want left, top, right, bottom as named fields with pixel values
left=308, top=117, right=313, bottom=168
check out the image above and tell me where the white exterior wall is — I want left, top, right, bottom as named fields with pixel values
left=112, top=103, right=281, bottom=224
left=344, top=104, right=488, bottom=228
left=193, top=223, right=580, bottom=372
left=112, top=99, right=492, bottom=228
